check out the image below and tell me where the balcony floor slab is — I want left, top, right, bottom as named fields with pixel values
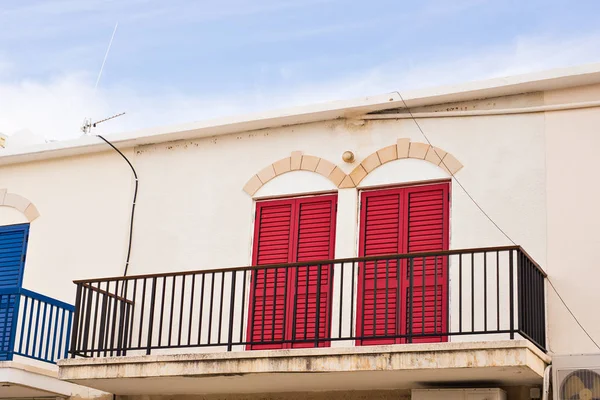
left=58, top=340, right=550, bottom=396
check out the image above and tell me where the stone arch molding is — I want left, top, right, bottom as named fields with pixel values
left=0, top=189, right=40, bottom=221
left=243, top=139, right=463, bottom=196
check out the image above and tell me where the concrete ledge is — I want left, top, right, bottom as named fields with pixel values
left=0, top=361, right=110, bottom=399
left=58, top=341, right=550, bottom=395
left=59, top=340, right=548, bottom=368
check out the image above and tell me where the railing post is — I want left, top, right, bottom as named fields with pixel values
left=69, top=284, right=82, bottom=358
left=483, top=252, right=487, bottom=333
left=516, top=250, right=522, bottom=338
left=350, top=261, right=356, bottom=341
left=17, top=295, right=28, bottom=356
left=541, top=271, right=547, bottom=350
left=24, top=295, right=34, bottom=357
left=315, top=264, right=322, bottom=348
left=238, top=270, right=247, bottom=346
left=360, top=260, right=366, bottom=341
left=208, top=273, right=216, bottom=345
left=51, top=304, right=60, bottom=361
left=6, top=290, right=21, bottom=361
left=109, top=281, right=120, bottom=356
left=509, top=250, right=515, bottom=340
left=423, top=256, right=427, bottom=337
left=270, top=268, right=278, bottom=345
left=218, top=273, right=226, bottom=345
left=445, top=254, right=450, bottom=337
left=227, top=271, right=237, bottom=351
left=291, top=267, right=299, bottom=344
left=338, top=262, right=344, bottom=339
left=326, top=262, right=334, bottom=342
left=81, top=284, right=94, bottom=357
left=116, top=280, right=128, bottom=356
left=459, top=254, right=463, bottom=333
left=385, top=259, right=389, bottom=338
left=408, top=257, right=414, bottom=343
left=146, top=277, right=157, bottom=355
left=64, top=309, right=73, bottom=359
left=97, top=284, right=109, bottom=356
left=282, top=267, right=289, bottom=345
left=471, top=253, right=474, bottom=333
left=524, top=252, right=529, bottom=339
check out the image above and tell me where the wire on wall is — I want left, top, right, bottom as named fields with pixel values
left=97, top=135, right=138, bottom=277
left=392, top=90, right=600, bottom=352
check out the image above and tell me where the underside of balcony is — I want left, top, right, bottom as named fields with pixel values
left=0, top=361, right=109, bottom=399
left=59, top=340, right=549, bottom=395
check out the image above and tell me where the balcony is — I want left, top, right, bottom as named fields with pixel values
left=59, top=246, right=549, bottom=396
left=0, top=288, right=94, bottom=398
left=0, top=288, right=73, bottom=364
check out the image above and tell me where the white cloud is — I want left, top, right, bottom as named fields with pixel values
left=1, top=32, right=600, bottom=143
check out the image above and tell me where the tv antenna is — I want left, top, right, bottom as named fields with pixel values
left=82, top=22, right=125, bottom=135
left=81, top=112, right=126, bottom=134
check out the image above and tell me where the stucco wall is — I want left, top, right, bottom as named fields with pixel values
left=544, top=84, right=600, bottom=353
left=129, top=113, right=546, bottom=275
left=0, top=151, right=133, bottom=302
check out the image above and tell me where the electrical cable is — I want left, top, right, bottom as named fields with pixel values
left=392, top=91, right=516, bottom=245
left=391, top=90, right=600, bottom=352
left=97, top=135, right=138, bottom=277
left=546, top=278, right=600, bottom=351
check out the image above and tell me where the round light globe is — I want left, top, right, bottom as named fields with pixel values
left=342, top=151, right=355, bottom=163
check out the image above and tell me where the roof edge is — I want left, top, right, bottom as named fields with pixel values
left=2, top=62, right=600, bottom=166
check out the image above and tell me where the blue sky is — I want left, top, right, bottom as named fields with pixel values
left=1, top=0, right=600, bottom=141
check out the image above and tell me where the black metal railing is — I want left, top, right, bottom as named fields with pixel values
left=69, top=245, right=546, bottom=358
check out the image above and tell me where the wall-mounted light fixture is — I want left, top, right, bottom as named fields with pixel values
left=342, top=151, right=355, bottom=163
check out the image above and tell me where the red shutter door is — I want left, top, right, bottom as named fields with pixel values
left=291, top=196, right=336, bottom=348
left=247, top=200, right=295, bottom=350
left=356, top=189, right=403, bottom=345
left=357, top=182, right=450, bottom=346
left=402, top=183, right=449, bottom=343
left=247, top=194, right=337, bottom=350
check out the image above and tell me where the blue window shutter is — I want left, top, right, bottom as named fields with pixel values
left=0, top=223, right=29, bottom=361
left=0, top=224, right=29, bottom=289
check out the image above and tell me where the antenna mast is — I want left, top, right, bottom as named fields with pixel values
left=81, top=112, right=126, bottom=134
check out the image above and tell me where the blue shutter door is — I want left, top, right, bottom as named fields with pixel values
left=0, top=224, right=29, bottom=360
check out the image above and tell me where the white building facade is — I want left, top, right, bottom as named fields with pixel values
left=1, top=64, right=600, bottom=400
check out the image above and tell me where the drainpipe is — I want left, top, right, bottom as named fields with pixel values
left=542, top=365, right=552, bottom=400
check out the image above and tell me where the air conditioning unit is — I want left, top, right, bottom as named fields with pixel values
left=412, top=388, right=506, bottom=400
left=552, top=354, right=600, bottom=400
